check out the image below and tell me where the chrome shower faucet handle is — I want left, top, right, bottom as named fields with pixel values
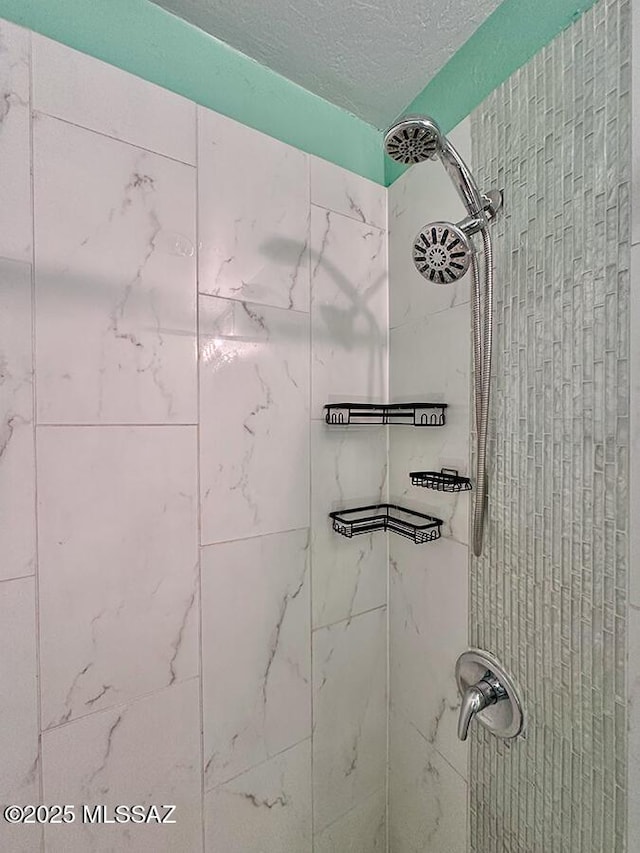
left=457, top=671, right=507, bottom=740
left=455, top=650, right=524, bottom=741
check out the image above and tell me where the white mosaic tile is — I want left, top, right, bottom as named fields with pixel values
left=469, top=2, right=630, bottom=849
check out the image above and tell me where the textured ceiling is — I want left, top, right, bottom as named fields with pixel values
left=150, top=0, right=503, bottom=128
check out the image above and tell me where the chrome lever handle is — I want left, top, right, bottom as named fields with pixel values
left=457, top=674, right=503, bottom=741
left=456, top=650, right=524, bottom=741
left=457, top=685, right=485, bottom=741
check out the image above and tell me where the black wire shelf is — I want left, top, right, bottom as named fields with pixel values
left=329, top=503, right=443, bottom=544
left=410, top=468, right=472, bottom=492
left=324, top=402, right=447, bottom=427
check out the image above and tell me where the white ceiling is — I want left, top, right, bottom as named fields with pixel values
left=151, top=0, right=503, bottom=129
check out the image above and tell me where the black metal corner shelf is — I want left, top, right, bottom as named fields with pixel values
left=329, top=503, right=442, bottom=545
left=324, top=402, right=447, bottom=427
left=410, top=468, right=472, bottom=493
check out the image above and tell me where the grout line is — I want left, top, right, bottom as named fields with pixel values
left=388, top=294, right=473, bottom=335
left=309, top=200, right=386, bottom=232
left=384, top=206, right=391, bottom=853
left=397, top=705, right=469, bottom=786
left=0, top=252, right=33, bottom=267
left=35, top=422, right=199, bottom=428
left=205, top=735, right=312, bottom=794
left=27, top=30, right=46, bottom=853
left=385, top=533, right=391, bottom=853
left=432, top=743, right=469, bottom=786
left=307, top=152, right=316, bottom=851
left=314, top=785, right=387, bottom=836
left=40, top=675, right=201, bottom=734
left=201, top=525, right=310, bottom=551
left=0, top=571, right=38, bottom=585
left=197, top=289, right=311, bottom=316
left=31, top=109, right=197, bottom=169
left=194, top=104, right=207, bottom=853
left=312, top=603, right=387, bottom=633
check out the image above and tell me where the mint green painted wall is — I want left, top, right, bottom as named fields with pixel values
left=0, top=0, right=385, bottom=184
left=385, top=0, right=599, bottom=184
left=0, top=0, right=599, bottom=187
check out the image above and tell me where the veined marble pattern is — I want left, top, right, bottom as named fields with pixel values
left=314, top=787, right=386, bottom=853
left=389, top=293, right=469, bottom=412
left=311, top=207, right=387, bottom=419
left=389, top=713, right=467, bottom=853
left=389, top=301, right=470, bottom=545
left=388, top=119, right=472, bottom=331
left=197, top=107, right=310, bottom=312
left=312, top=606, right=387, bottom=832
left=37, top=426, right=199, bottom=728
left=34, top=114, right=197, bottom=425
left=311, top=421, right=387, bottom=628
left=32, top=35, right=196, bottom=164
left=204, top=739, right=311, bottom=853
left=42, top=680, right=202, bottom=853
left=202, top=529, right=310, bottom=790
left=0, top=20, right=31, bottom=263
left=0, top=259, right=36, bottom=581
left=199, top=295, right=309, bottom=544
left=310, top=155, right=386, bottom=229
left=0, top=22, right=401, bottom=851
left=387, top=117, right=472, bottom=852
left=0, top=577, right=41, bottom=853
left=389, top=536, right=468, bottom=779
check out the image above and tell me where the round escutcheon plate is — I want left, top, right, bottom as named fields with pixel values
left=455, top=648, right=524, bottom=739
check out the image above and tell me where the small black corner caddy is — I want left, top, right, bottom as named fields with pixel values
left=324, top=402, right=447, bottom=427
left=329, top=503, right=442, bottom=545
left=410, top=467, right=472, bottom=492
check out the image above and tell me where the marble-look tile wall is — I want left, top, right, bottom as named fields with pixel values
left=309, top=156, right=389, bottom=849
left=0, top=20, right=388, bottom=853
left=387, top=120, right=472, bottom=853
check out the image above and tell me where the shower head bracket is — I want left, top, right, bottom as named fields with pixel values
left=481, top=189, right=504, bottom=222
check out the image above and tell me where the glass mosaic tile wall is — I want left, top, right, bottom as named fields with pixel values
left=470, top=0, right=630, bottom=849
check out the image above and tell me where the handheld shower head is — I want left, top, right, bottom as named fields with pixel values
left=385, top=117, right=503, bottom=559
left=413, top=222, right=473, bottom=284
left=383, top=116, right=442, bottom=164
left=384, top=113, right=486, bottom=217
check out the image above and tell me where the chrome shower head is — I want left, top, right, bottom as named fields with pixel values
left=383, top=116, right=442, bottom=164
left=384, top=113, right=488, bottom=218
left=412, top=222, right=472, bottom=284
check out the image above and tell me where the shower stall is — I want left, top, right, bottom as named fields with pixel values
left=0, top=0, right=636, bottom=850
left=389, top=0, right=632, bottom=848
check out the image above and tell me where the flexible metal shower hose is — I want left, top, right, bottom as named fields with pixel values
left=471, top=227, right=493, bottom=557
